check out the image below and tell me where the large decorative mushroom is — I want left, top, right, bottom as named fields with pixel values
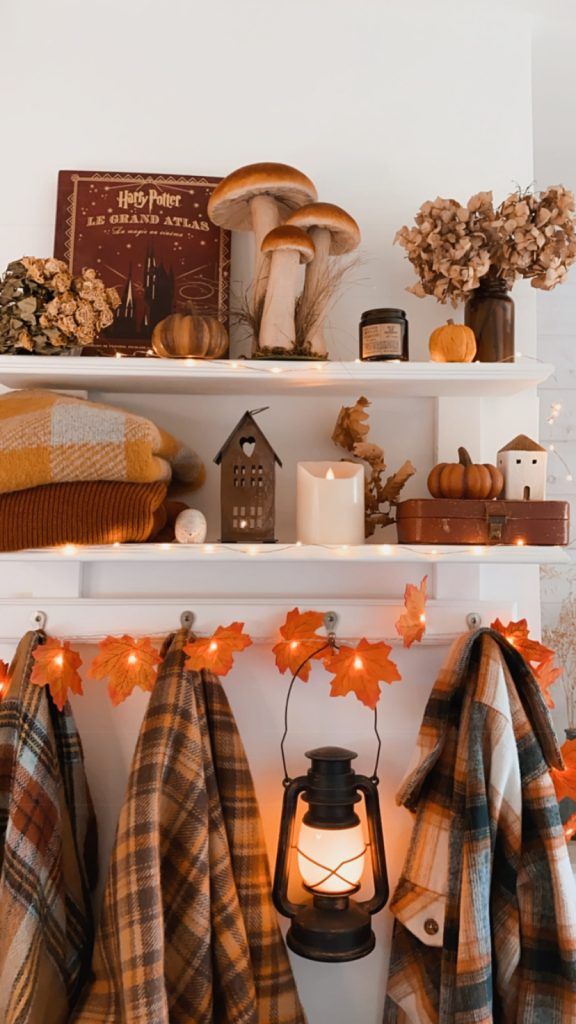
left=259, top=226, right=315, bottom=352
left=286, top=202, right=360, bottom=356
left=207, top=163, right=317, bottom=312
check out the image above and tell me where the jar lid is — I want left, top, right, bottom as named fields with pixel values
left=361, top=307, right=406, bottom=318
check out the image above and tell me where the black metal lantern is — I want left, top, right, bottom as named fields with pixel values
left=273, top=746, right=389, bottom=962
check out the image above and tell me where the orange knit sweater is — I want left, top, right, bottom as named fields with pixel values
left=0, top=481, right=168, bottom=551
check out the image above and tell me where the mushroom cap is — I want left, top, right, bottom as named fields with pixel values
left=208, top=162, right=317, bottom=230
left=286, top=202, right=361, bottom=255
left=261, top=226, right=316, bottom=264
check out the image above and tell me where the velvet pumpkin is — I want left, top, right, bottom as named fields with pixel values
left=429, top=319, right=477, bottom=363
left=427, top=447, right=503, bottom=499
left=152, top=313, right=229, bottom=359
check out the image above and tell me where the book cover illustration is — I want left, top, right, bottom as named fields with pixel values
left=54, top=170, right=230, bottom=354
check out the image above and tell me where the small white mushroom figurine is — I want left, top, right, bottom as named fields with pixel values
left=259, top=226, right=315, bottom=352
left=175, top=509, right=208, bottom=544
left=286, top=203, right=361, bottom=357
left=207, top=162, right=317, bottom=313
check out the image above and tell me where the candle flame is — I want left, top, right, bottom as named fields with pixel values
left=325, top=467, right=335, bottom=480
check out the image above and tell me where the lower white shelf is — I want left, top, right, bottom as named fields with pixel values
left=0, top=542, right=569, bottom=564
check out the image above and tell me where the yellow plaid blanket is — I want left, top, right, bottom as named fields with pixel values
left=0, top=390, right=204, bottom=493
left=74, top=628, right=306, bottom=1024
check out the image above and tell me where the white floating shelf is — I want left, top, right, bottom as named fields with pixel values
left=0, top=543, right=569, bottom=564
left=0, top=356, right=554, bottom=398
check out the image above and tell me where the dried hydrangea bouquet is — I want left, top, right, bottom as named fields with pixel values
left=0, top=257, right=120, bottom=354
left=395, top=186, right=576, bottom=361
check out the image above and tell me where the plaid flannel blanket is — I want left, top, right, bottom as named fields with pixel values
left=0, top=631, right=98, bottom=1024
left=74, top=627, right=306, bottom=1024
left=0, top=390, right=204, bottom=494
left=384, top=628, right=576, bottom=1023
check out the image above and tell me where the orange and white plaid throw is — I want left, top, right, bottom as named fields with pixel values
left=384, top=628, right=576, bottom=1023
left=74, top=627, right=306, bottom=1024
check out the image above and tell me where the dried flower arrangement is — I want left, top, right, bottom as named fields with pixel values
left=332, top=396, right=416, bottom=536
left=0, top=258, right=120, bottom=354
left=544, top=595, right=576, bottom=730
left=395, top=186, right=576, bottom=306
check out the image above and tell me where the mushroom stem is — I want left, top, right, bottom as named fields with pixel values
left=250, top=194, right=280, bottom=310
left=259, top=250, right=300, bottom=351
left=301, top=226, right=332, bottom=356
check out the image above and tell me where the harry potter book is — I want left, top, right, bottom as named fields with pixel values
left=54, top=170, right=230, bottom=354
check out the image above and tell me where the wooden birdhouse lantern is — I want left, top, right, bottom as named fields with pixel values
left=497, top=434, right=548, bottom=500
left=214, top=407, right=282, bottom=543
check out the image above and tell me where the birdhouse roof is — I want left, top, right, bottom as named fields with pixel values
left=213, top=410, right=283, bottom=466
left=498, top=434, right=546, bottom=453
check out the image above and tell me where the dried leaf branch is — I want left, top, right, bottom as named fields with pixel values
left=332, top=396, right=416, bottom=537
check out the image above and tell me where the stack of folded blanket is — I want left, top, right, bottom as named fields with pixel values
left=0, top=390, right=204, bottom=551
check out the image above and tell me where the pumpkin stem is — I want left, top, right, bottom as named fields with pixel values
left=458, top=446, right=472, bottom=466
left=447, top=318, right=454, bottom=325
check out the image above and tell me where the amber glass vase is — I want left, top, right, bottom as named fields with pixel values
left=464, top=272, right=514, bottom=363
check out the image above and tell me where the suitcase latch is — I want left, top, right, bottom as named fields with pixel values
left=487, top=513, right=507, bottom=543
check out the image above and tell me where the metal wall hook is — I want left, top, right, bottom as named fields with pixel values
left=180, top=610, right=195, bottom=629
left=324, top=611, right=338, bottom=637
left=466, top=612, right=482, bottom=630
left=32, top=610, right=47, bottom=631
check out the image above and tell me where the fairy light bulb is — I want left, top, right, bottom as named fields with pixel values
left=515, top=537, right=526, bottom=546
left=419, top=613, right=426, bottom=624
left=209, top=641, right=218, bottom=652
left=325, top=467, right=335, bottom=480
left=127, top=653, right=138, bottom=665
left=354, top=656, right=364, bottom=670
left=239, top=519, right=248, bottom=529
left=54, top=653, right=64, bottom=668
left=62, top=544, right=77, bottom=556
left=290, top=641, right=299, bottom=651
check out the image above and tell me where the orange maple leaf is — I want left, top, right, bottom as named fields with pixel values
left=0, top=660, right=10, bottom=699
left=324, top=639, right=401, bottom=710
left=88, top=635, right=161, bottom=706
left=534, top=656, right=562, bottom=710
left=184, top=622, right=252, bottom=677
left=551, top=739, right=576, bottom=804
left=272, top=608, right=328, bottom=681
left=31, top=638, right=83, bottom=712
left=396, top=575, right=428, bottom=648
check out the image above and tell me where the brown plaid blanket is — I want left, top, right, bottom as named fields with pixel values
left=74, top=627, right=306, bottom=1024
left=384, top=628, right=576, bottom=1023
left=0, top=631, right=98, bottom=1024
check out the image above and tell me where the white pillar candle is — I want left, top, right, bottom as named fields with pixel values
left=297, top=462, right=365, bottom=545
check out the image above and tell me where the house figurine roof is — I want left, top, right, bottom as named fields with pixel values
left=214, top=409, right=283, bottom=466
left=498, top=434, right=546, bottom=454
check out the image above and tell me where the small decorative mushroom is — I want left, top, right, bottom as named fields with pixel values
left=207, top=163, right=317, bottom=313
left=286, top=203, right=361, bottom=357
left=175, top=508, right=208, bottom=544
left=259, top=227, right=315, bottom=352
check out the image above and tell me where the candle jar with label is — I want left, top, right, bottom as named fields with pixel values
left=359, top=308, right=409, bottom=361
left=297, top=462, right=365, bottom=545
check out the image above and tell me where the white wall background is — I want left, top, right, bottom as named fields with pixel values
left=532, top=6, right=576, bottom=739
left=0, top=3, right=549, bottom=1022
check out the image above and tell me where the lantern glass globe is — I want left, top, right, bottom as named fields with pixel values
left=297, top=821, right=366, bottom=895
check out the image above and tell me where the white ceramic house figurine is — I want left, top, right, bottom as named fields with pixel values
left=497, top=434, right=548, bottom=500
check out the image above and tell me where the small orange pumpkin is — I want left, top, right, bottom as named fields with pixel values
left=152, top=313, right=229, bottom=359
left=427, top=447, right=503, bottom=499
left=429, top=319, right=477, bottom=362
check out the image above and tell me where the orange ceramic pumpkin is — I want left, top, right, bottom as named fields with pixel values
left=427, top=447, right=503, bottom=499
left=429, top=319, right=477, bottom=362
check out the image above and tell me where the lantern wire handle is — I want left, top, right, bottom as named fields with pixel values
left=280, top=611, right=383, bottom=785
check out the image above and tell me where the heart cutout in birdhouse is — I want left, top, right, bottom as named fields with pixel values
left=240, top=436, right=256, bottom=458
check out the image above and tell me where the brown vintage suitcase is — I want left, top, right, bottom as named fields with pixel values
left=396, top=499, right=570, bottom=546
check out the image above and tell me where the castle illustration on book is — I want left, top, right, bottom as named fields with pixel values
left=54, top=171, right=230, bottom=354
